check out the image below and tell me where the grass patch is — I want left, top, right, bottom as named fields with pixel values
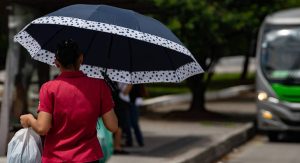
left=207, top=72, right=255, bottom=90
left=146, top=86, right=190, bottom=97
left=145, top=72, right=255, bottom=97
left=210, top=72, right=255, bottom=81
left=146, top=83, right=190, bottom=97
left=199, top=121, right=237, bottom=127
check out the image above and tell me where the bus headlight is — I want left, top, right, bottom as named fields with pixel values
left=258, top=92, right=268, bottom=101
left=261, top=110, right=273, bottom=120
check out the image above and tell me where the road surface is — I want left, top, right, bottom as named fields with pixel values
left=218, top=135, right=300, bottom=163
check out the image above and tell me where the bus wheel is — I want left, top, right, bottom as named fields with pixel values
left=267, top=131, right=280, bottom=142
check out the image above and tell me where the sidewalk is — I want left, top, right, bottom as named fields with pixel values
left=107, top=85, right=256, bottom=163
left=0, top=85, right=256, bottom=163
left=108, top=118, right=254, bottom=163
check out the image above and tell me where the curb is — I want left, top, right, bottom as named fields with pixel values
left=141, top=93, right=191, bottom=109
left=176, top=123, right=255, bottom=163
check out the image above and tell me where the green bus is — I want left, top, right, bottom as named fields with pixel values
left=256, top=8, right=300, bottom=141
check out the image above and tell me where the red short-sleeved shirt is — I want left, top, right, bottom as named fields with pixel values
left=38, top=71, right=114, bottom=163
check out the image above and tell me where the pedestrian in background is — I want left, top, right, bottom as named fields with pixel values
left=113, top=82, right=132, bottom=154
left=126, top=84, right=147, bottom=147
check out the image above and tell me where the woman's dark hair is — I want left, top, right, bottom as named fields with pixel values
left=56, top=39, right=81, bottom=68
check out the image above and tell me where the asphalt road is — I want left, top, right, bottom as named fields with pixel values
left=218, top=135, right=300, bottom=163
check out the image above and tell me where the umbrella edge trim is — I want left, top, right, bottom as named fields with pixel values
left=14, top=31, right=204, bottom=84
left=81, top=62, right=204, bottom=84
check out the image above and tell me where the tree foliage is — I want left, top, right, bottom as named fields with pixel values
left=151, top=0, right=300, bottom=60
left=148, top=0, right=300, bottom=111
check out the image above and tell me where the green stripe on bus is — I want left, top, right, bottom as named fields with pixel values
left=272, top=84, right=300, bottom=102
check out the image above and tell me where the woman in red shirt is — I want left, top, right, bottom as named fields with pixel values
left=20, top=39, right=118, bottom=163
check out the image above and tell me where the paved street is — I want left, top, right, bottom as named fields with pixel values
left=219, top=135, right=300, bottom=163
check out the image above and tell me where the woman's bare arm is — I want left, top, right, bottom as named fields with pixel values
left=20, top=111, right=52, bottom=135
left=102, top=109, right=118, bottom=133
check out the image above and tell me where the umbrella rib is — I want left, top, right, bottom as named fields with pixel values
left=131, top=11, right=141, bottom=31
left=107, top=34, right=113, bottom=60
left=164, top=48, right=180, bottom=82
left=103, top=34, right=114, bottom=75
left=84, top=31, right=98, bottom=58
left=128, top=38, right=133, bottom=83
left=101, top=34, right=113, bottom=82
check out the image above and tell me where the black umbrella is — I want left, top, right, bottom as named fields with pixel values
left=14, top=4, right=203, bottom=84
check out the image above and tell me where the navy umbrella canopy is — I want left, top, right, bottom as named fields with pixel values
left=14, top=4, right=203, bottom=84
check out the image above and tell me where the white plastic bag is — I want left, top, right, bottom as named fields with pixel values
left=7, top=128, right=42, bottom=163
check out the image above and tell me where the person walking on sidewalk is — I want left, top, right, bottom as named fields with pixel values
left=20, top=39, right=118, bottom=163
left=125, top=84, right=146, bottom=147
left=113, top=82, right=132, bottom=154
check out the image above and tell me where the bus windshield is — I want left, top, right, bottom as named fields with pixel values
left=261, top=28, right=300, bottom=85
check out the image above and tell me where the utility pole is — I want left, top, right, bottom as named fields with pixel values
left=0, top=4, right=36, bottom=155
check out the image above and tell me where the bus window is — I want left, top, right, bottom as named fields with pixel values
left=261, top=28, right=300, bottom=84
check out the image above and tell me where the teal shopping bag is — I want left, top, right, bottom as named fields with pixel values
left=97, top=118, right=114, bottom=163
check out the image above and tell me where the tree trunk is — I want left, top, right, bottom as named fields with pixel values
left=187, top=42, right=221, bottom=112
left=240, top=32, right=256, bottom=81
left=187, top=59, right=219, bottom=112
left=187, top=73, right=206, bottom=111
left=240, top=52, right=250, bottom=80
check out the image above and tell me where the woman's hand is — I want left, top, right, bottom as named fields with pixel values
left=20, top=111, right=52, bottom=135
left=20, top=114, right=35, bottom=128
